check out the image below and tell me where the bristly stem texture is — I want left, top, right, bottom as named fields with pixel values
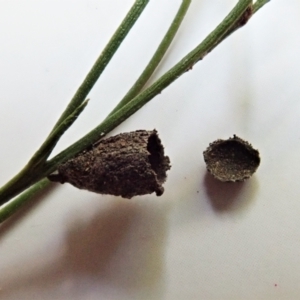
left=0, top=0, right=149, bottom=206
left=0, top=0, right=190, bottom=208
left=253, top=0, right=270, bottom=13
left=0, top=0, right=270, bottom=223
left=46, top=0, right=253, bottom=167
left=51, top=0, right=150, bottom=131
left=106, top=0, right=192, bottom=118
left=0, top=178, right=52, bottom=224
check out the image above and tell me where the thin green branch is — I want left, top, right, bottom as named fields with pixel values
left=51, top=0, right=149, bottom=131
left=28, top=100, right=89, bottom=168
left=0, top=0, right=271, bottom=221
left=0, top=0, right=149, bottom=206
left=221, top=0, right=270, bottom=40
left=0, top=100, right=88, bottom=207
left=0, top=178, right=52, bottom=224
left=253, top=0, right=270, bottom=14
left=106, top=0, right=192, bottom=119
left=0, top=0, right=252, bottom=204
left=47, top=0, right=252, bottom=169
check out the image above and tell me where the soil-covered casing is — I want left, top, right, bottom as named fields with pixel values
left=48, top=130, right=171, bottom=198
left=203, top=135, right=260, bottom=182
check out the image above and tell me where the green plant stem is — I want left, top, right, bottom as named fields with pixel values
left=253, top=0, right=270, bottom=13
left=14, top=0, right=252, bottom=195
left=0, top=0, right=270, bottom=220
left=28, top=100, right=89, bottom=168
left=0, top=178, right=52, bottom=224
left=0, top=0, right=252, bottom=204
left=106, top=0, right=192, bottom=119
left=0, top=0, right=149, bottom=206
left=47, top=0, right=252, bottom=168
left=51, top=0, right=149, bottom=131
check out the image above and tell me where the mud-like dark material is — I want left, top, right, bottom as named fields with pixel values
left=203, top=135, right=260, bottom=182
left=48, top=130, right=171, bottom=198
left=229, top=4, right=253, bottom=33
left=238, top=5, right=253, bottom=26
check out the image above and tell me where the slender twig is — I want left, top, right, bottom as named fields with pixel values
left=0, top=0, right=149, bottom=206
left=0, top=0, right=190, bottom=205
left=0, top=178, right=52, bottom=224
left=0, top=0, right=192, bottom=220
left=253, top=0, right=270, bottom=13
left=106, top=0, right=192, bottom=119
left=0, top=0, right=253, bottom=204
left=0, top=0, right=271, bottom=221
left=2, top=0, right=251, bottom=203
left=51, top=0, right=149, bottom=131
left=0, top=100, right=88, bottom=208
left=221, top=0, right=271, bottom=40
left=47, top=0, right=253, bottom=168
left=28, top=100, right=89, bottom=168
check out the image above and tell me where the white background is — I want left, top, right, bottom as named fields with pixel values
left=0, top=1, right=299, bottom=299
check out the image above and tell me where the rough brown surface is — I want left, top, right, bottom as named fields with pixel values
left=238, top=5, right=253, bottom=26
left=203, top=135, right=260, bottom=182
left=48, top=130, right=171, bottom=198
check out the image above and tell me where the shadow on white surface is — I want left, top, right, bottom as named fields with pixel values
left=203, top=172, right=258, bottom=213
left=0, top=183, right=57, bottom=240
left=1, top=198, right=169, bottom=299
